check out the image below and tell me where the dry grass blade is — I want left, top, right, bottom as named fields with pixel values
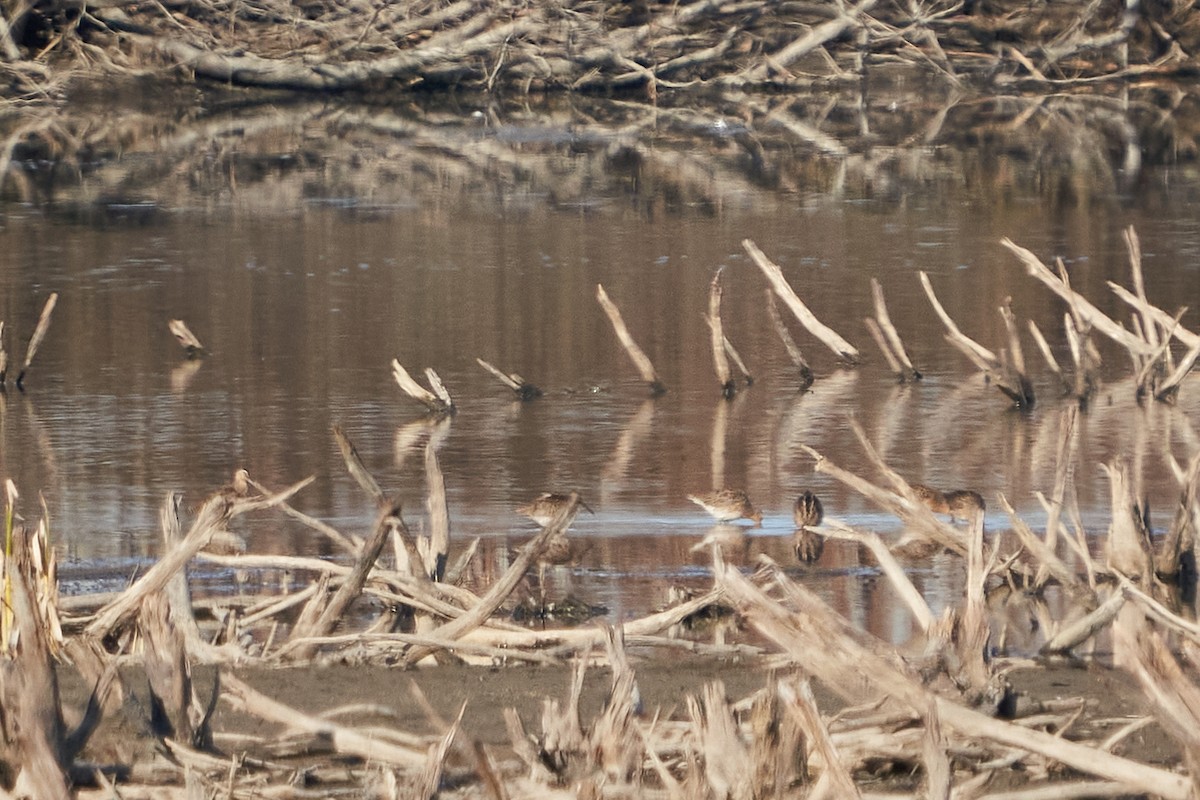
left=16, top=291, right=57, bottom=389
left=691, top=681, right=752, bottom=800
left=596, top=283, right=666, bottom=395
left=743, top=239, right=860, bottom=364
left=414, top=702, right=466, bottom=799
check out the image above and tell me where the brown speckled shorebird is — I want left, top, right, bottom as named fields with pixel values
left=517, top=491, right=592, bottom=610
left=687, top=489, right=763, bottom=527
left=517, top=492, right=594, bottom=527
left=791, top=491, right=825, bottom=564
left=913, top=484, right=985, bottom=522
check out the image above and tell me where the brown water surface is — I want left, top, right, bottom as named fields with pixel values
left=1, top=86, right=1198, bottom=649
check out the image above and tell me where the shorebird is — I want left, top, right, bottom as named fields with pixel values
left=687, top=489, right=763, bottom=527
left=793, top=491, right=824, bottom=528
left=913, top=484, right=985, bottom=522
left=517, top=492, right=594, bottom=527
left=517, top=492, right=593, bottom=611
left=791, top=491, right=825, bottom=564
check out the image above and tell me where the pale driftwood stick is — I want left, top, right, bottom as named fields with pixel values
left=1155, top=335, right=1200, bottom=405
left=414, top=703, right=465, bottom=799
left=332, top=424, right=386, bottom=507
left=159, top=491, right=229, bottom=662
left=1121, top=577, right=1200, bottom=647
left=744, top=239, right=861, bottom=364
left=401, top=494, right=584, bottom=666
left=959, top=511, right=990, bottom=695
left=422, top=437, right=450, bottom=582
left=425, top=367, right=454, bottom=408
left=740, top=0, right=877, bottom=81
left=1043, top=405, right=1078, bottom=556
left=690, top=680, right=752, bottom=797
left=168, top=319, right=205, bottom=358
left=718, top=563, right=1193, bottom=800
left=999, top=299, right=1034, bottom=408
left=1112, top=619, right=1200, bottom=777
left=1101, top=460, right=1154, bottom=584
left=918, top=271, right=997, bottom=370
left=6, top=526, right=71, bottom=799
left=246, top=475, right=358, bottom=555
left=286, top=631, right=560, bottom=664
left=1001, top=239, right=1154, bottom=358
left=221, top=672, right=430, bottom=767
left=823, top=521, right=934, bottom=632
left=870, top=278, right=919, bottom=380
left=1124, top=226, right=1161, bottom=351
left=0, top=320, right=7, bottom=384
left=1027, top=320, right=1068, bottom=391
left=802, top=441, right=965, bottom=556
left=1107, top=281, right=1199, bottom=351
left=706, top=269, right=734, bottom=397
left=475, top=357, right=541, bottom=400
left=84, top=477, right=312, bottom=640
left=864, top=317, right=903, bottom=377
left=1062, top=314, right=1098, bottom=404
left=1157, top=453, right=1200, bottom=579
left=723, top=335, right=752, bottom=384
left=596, top=283, right=666, bottom=395
left=997, top=493, right=1079, bottom=591
left=139, top=592, right=209, bottom=748
left=16, top=291, right=57, bottom=390
left=391, top=358, right=454, bottom=415
left=285, top=502, right=399, bottom=661
left=1040, top=591, right=1125, bottom=655
left=921, top=698, right=951, bottom=800
left=766, top=291, right=814, bottom=389
left=780, top=679, right=862, bottom=799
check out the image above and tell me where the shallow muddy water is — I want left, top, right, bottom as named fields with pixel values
left=1, top=85, right=1198, bottom=649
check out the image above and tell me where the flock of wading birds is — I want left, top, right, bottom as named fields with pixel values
left=514, top=483, right=986, bottom=580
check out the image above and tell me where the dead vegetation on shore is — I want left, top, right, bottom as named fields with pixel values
left=1, top=356, right=1198, bottom=798
left=2, top=0, right=1200, bottom=100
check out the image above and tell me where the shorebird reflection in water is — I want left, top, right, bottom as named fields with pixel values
left=792, top=491, right=825, bottom=564
left=913, top=484, right=986, bottom=522
left=516, top=491, right=594, bottom=610
left=686, top=489, right=763, bottom=527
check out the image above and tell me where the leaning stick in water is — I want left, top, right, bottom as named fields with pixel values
left=391, top=359, right=455, bottom=415
left=766, top=291, right=814, bottom=389
left=869, top=278, right=920, bottom=382
left=0, top=320, right=7, bottom=384
left=16, top=292, right=58, bottom=390
left=706, top=269, right=734, bottom=397
left=742, top=239, right=860, bottom=364
left=475, top=357, right=541, bottom=400
left=168, top=319, right=205, bottom=358
left=596, top=283, right=666, bottom=395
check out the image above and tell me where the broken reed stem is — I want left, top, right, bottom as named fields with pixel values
left=823, top=521, right=934, bottom=631
left=743, top=239, right=861, bottom=364
left=707, top=269, right=734, bottom=397
left=870, top=278, right=919, bottom=381
left=333, top=424, right=386, bottom=507
left=765, top=290, right=814, bottom=388
left=16, top=291, right=58, bottom=390
left=918, top=270, right=997, bottom=370
left=391, top=358, right=455, bottom=415
left=401, top=494, right=584, bottom=666
left=168, top=319, right=205, bottom=358
left=476, top=357, right=541, bottom=400
left=423, top=437, right=450, bottom=582
left=596, top=283, right=666, bottom=395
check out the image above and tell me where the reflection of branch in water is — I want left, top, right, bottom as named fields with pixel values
left=21, top=396, right=59, bottom=488
left=772, top=369, right=859, bottom=475
left=599, top=400, right=655, bottom=506
left=169, top=359, right=203, bottom=393
left=393, top=417, right=451, bottom=472
left=871, top=383, right=912, bottom=465
left=710, top=395, right=728, bottom=492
